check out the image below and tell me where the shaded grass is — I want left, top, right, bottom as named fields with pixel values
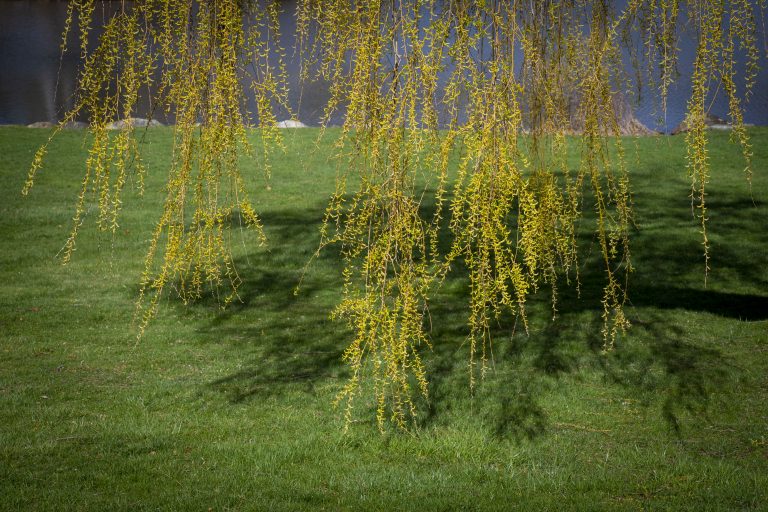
left=0, top=126, right=766, bottom=511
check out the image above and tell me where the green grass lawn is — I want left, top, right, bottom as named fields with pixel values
left=1, top=126, right=766, bottom=511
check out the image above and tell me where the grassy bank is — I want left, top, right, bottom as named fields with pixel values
left=1, top=126, right=766, bottom=511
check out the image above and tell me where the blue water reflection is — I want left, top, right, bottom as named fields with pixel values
left=1, top=0, right=765, bottom=131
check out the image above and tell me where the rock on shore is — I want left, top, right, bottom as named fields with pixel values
left=107, top=118, right=164, bottom=130
left=275, top=119, right=308, bottom=128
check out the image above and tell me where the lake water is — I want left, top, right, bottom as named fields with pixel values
left=1, top=1, right=766, bottom=131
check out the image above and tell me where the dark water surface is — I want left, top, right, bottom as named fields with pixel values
left=1, top=1, right=766, bottom=130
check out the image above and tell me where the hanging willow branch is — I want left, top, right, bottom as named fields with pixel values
left=24, top=0, right=761, bottom=430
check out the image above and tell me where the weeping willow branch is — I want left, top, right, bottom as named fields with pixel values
left=24, top=0, right=761, bottom=430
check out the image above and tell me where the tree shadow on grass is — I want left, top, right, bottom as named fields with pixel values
left=199, top=281, right=347, bottom=403
left=191, top=203, right=350, bottom=402
left=599, top=313, right=737, bottom=434
left=415, top=288, right=747, bottom=440
left=192, top=185, right=764, bottom=439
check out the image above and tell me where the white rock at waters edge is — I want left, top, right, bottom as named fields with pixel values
left=275, top=119, right=308, bottom=128
left=107, top=118, right=164, bottom=130
left=709, top=123, right=754, bottom=131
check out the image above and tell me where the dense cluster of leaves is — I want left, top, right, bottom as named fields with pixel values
left=24, top=0, right=761, bottom=430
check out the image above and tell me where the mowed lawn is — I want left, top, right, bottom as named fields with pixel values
left=1, top=126, right=766, bottom=511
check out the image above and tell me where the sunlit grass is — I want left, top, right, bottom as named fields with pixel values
left=1, top=126, right=766, bottom=511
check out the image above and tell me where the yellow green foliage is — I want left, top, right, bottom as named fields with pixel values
left=25, top=0, right=761, bottom=430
